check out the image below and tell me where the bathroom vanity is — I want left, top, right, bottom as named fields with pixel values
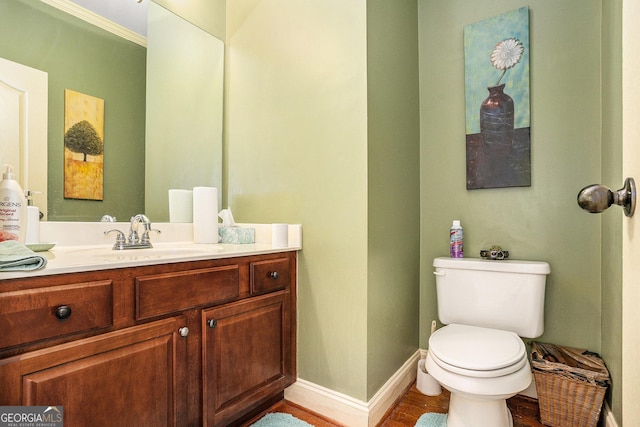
left=0, top=228, right=299, bottom=427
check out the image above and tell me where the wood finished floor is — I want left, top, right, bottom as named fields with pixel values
left=243, top=384, right=547, bottom=427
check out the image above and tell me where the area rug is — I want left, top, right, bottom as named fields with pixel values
left=250, top=412, right=314, bottom=427
left=414, top=412, right=447, bottom=427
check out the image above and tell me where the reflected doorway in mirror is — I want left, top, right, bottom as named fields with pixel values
left=0, top=56, right=48, bottom=219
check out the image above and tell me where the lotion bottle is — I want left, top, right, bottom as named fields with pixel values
left=0, top=165, right=27, bottom=243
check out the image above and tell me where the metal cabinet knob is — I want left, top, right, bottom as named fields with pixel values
left=55, top=305, right=72, bottom=320
left=207, top=319, right=218, bottom=329
left=269, top=271, right=279, bottom=280
left=178, top=327, right=189, bottom=337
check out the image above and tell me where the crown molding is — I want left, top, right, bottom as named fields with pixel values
left=39, top=0, right=147, bottom=47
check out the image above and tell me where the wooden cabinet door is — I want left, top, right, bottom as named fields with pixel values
left=0, top=317, right=188, bottom=427
left=202, top=291, right=291, bottom=426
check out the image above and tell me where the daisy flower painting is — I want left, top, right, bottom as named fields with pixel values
left=463, top=7, right=531, bottom=190
left=491, top=38, right=525, bottom=86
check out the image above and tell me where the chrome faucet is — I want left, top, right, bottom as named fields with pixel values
left=105, top=214, right=161, bottom=250
left=128, top=214, right=149, bottom=245
left=100, top=214, right=116, bottom=222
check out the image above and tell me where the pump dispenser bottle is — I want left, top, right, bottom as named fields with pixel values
left=0, top=165, right=27, bottom=242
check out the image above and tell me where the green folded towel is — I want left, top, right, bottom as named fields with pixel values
left=0, top=240, right=47, bottom=271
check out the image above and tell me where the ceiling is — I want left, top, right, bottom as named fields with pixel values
left=67, top=0, right=148, bottom=36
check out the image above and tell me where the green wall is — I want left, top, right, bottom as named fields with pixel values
left=226, top=0, right=421, bottom=401
left=226, top=0, right=370, bottom=400
left=601, top=0, right=623, bottom=421
left=366, top=0, right=421, bottom=398
left=0, top=0, right=146, bottom=221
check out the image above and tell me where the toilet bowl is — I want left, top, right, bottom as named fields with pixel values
left=425, top=324, right=532, bottom=427
left=430, top=257, right=551, bottom=427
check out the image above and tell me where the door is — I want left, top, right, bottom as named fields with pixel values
left=202, top=291, right=291, bottom=426
left=0, top=317, right=188, bottom=427
left=622, top=0, right=640, bottom=424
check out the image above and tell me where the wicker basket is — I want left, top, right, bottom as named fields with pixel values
left=531, top=342, right=610, bottom=427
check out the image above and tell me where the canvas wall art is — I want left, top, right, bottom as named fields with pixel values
left=464, top=7, right=530, bottom=189
left=64, top=89, right=104, bottom=200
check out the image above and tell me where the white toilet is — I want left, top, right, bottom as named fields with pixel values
left=425, top=257, right=550, bottom=427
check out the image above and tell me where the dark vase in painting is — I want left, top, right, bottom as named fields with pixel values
left=479, top=84, right=514, bottom=156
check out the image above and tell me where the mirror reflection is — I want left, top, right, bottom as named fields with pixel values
left=0, top=0, right=224, bottom=222
left=145, top=1, right=224, bottom=222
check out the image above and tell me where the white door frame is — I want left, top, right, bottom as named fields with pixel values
left=621, top=0, right=640, bottom=425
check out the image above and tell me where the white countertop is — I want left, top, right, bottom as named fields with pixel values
left=1, top=222, right=302, bottom=280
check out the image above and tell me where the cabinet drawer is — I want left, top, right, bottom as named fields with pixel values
left=250, top=257, right=290, bottom=294
left=0, top=281, right=113, bottom=349
left=135, top=265, right=240, bottom=320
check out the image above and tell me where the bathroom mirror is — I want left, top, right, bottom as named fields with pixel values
left=145, top=1, right=224, bottom=222
left=0, top=0, right=224, bottom=222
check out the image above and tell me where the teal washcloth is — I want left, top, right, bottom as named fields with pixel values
left=250, top=413, right=313, bottom=427
left=414, top=412, right=447, bottom=427
left=0, top=240, right=47, bottom=271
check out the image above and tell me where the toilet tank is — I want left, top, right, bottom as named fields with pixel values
left=433, top=257, right=551, bottom=338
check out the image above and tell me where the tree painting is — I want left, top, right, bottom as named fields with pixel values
left=64, top=89, right=104, bottom=200
left=64, top=120, right=103, bottom=162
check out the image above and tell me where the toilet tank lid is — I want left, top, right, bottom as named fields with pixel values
left=433, top=257, right=550, bottom=275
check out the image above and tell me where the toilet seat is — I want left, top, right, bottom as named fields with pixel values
left=429, top=324, right=527, bottom=378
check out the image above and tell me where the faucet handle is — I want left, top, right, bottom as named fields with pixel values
left=105, top=229, right=126, bottom=250
left=140, top=228, right=161, bottom=245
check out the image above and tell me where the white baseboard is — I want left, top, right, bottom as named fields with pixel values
left=285, top=350, right=421, bottom=427
left=367, top=350, right=421, bottom=426
left=285, top=349, right=619, bottom=427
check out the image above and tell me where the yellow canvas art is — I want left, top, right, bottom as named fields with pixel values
left=64, top=89, right=104, bottom=200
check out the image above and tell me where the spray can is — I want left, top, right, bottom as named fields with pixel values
left=450, top=220, right=463, bottom=258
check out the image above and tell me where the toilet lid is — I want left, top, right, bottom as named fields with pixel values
left=429, top=324, right=526, bottom=372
